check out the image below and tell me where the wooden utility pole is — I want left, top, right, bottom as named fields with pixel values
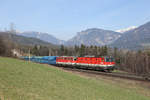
left=29, top=48, right=31, bottom=62
left=49, top=49, right=51, bottom=56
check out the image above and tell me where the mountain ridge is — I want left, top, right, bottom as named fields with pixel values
left=0, top=32, right=58, bottom=48
left=65, top=28, right=121, bottom=46
left=111, top=21, right=150, bottom=50
left=5, top=21, right=150, bottom=50
left=16, top=31, right=65, bottom=45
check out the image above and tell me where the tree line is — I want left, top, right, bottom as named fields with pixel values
left=115, top=49, right=150, bottom=75
left=29, top=44, right=108, bottom=57
left=58, top=44, right=108, bottom=57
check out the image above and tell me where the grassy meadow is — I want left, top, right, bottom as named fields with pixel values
left=0, top=57, right=150, bottom=100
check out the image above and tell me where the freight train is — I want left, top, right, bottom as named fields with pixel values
left=21, top=56, right=115, bottom=72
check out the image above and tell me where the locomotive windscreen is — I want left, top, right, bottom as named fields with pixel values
left=105, top=58, right=114, bottom=62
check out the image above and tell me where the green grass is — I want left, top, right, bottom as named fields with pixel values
left=0, top=57, right=150, bottom=100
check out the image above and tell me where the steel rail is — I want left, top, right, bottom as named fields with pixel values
left=60, top=67, right=150, bottom=82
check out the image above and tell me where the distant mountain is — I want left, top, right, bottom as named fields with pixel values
left=17, top=31, right=65, bottom=45
left=111, top=22, right=150, bottom=50
left=65, top=28, right=121, bottom=46
left=0, top=32, right=58, bottom=48
left=116, top=26, right=137, bottom=33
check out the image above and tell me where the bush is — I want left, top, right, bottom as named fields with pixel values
left=0, top=35, right=13, bottom=57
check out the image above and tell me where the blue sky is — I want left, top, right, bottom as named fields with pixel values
left=0, top=0, right=150, bottom=40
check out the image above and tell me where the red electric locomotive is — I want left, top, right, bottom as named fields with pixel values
left=56, top=56, right=115, bottom=72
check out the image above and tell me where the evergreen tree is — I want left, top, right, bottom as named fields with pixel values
left=103, top=45, right=108, bottom=56
left=79, top=44, right=85, bottom=56
left=32, top=45, right=40, bottom=56
left=60, top=45, right=65, bottom=56
left=64, top=47, right=68, bottom=55
left=0, top=37, right=6, bottom=55
left=94, top=45, right=98, bottom=56
left=74, top=45, right=79, bottom=56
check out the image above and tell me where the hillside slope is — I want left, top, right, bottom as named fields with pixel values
left=0, top=57, right=149, bottom=100
left=111, top=22, right=150, bottom=50
left=66, top=28, right=121, bottom=46
left=0, top=32, right=58, bottom=48
left=17, top=31, right=65, bottom=45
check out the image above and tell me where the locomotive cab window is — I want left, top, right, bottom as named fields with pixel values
left=105, top=58, right=114, bottom=62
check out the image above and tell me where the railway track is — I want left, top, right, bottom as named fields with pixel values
left=20, top=58, right=150, bottom=82
left=60, top=67, right=150, bottom=82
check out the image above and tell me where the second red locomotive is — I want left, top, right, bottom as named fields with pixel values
left=56, top=56, right=115, bottom=72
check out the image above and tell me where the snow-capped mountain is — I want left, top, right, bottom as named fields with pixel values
left=111, top=22, right=150, bottom=50
left=116, top=26, right=137, bottom=33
